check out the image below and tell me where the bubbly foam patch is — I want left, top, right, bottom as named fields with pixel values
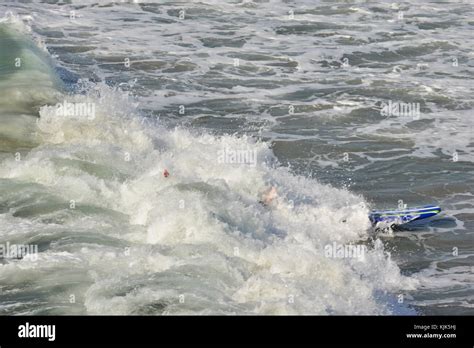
left=0, top=83, right=418, bottom=314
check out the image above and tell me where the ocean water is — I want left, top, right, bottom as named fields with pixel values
left=0, top=0, right=472, bottom=315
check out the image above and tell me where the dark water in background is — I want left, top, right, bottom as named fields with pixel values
left=0, top=1, right=472, bottom=315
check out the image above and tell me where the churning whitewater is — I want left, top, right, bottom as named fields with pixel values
left=0, top=15, right=417, bottom=315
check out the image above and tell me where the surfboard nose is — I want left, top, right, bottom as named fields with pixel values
left=369, top=205, right=442, bottom=226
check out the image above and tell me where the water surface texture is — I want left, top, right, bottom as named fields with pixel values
left=0, top=1, right=472, bottom=315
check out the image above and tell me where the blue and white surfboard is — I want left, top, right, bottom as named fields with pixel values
left=369, top=205, right=441, bottom=226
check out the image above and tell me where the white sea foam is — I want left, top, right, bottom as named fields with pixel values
left=0, top=77, right=420, bottom=314
left=1, top=0, right=471, bottom=315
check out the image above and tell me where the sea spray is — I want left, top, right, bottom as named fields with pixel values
left=0, top=80, right=419, bottom=314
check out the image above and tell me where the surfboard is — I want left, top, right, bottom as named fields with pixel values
left=369, top=205, right=441, bottom=227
